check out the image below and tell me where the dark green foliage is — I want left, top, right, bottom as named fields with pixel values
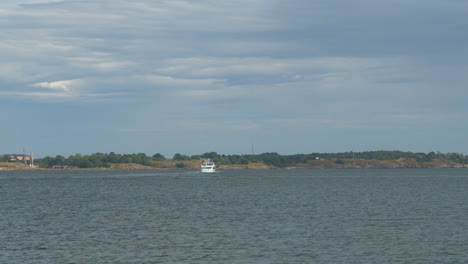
left=258, top=152, right=290, bottom=168
left=36, top=150, right=467, bottom=169
left=175, top=163, right=185, bottom=168
left=39, top=156, right=54, bottom=168
left=38, top=152, right=150, bottom=168
left=190, top=155, right=201, bottom=160
left=173, top=153, right=190, bottom=161
left=1, top=154, right=11, bottom=162
left=152, top=153, right=166, bottom=160
left=201, top=152, right=218, bottom=160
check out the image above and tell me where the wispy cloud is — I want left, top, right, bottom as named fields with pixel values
left=33, top=79, right=77, bottom=92
left=0, top=90, right=118, bottom=102
left=66, top=54, right=133, bottom=72
left=0, top=78, right=125, bottom=103
left=138, top=74, right=221, bottom=87
left=119, top=128, right=165, bottom=133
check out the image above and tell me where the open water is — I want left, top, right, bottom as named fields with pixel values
left=0, top=169, right=467, bottom=263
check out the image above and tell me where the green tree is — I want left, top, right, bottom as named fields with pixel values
left=190, top=155, right=201, bottom=160
left=68, top=153, right=84, bottom=167
left=107, top=152, right=121, bottom=163
left=152, top=153, right=166, bottom=161
left=173, top=153, right=190, bottom=161
left=1, top=154, right=10, bottom=162
left=55, top=155, right=66, bottom=166
left=39, top=156, right=54, bottom=168
left=201, top=152, right=218, bottom=160
left=136, top=153, right=151, bottom=165
left=120, top=154, right=133, bottom=163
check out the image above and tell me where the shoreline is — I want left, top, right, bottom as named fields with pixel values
left=2, top=165, right=467, bottom=171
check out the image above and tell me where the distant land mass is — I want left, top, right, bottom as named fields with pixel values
left=1, top=151, right=467, bottom=170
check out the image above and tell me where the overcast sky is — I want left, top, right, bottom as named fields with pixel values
left=1, top=0, right=468, bottom=157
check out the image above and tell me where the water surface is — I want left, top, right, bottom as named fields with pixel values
left=1, top=169, right=467, bottom=263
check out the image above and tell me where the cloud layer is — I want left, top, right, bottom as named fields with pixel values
left=1, top=0, right=468, bottom=155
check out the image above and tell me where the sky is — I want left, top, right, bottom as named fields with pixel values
left=1, top=0, right=468, bottom=158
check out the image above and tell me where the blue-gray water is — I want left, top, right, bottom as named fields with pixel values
left=1, top=169, right=467, bottom=263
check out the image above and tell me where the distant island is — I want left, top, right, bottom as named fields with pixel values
left=1, top=151, right=467, bottom=170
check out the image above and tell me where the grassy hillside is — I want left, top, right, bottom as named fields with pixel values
left=0, top=162, right=33, bottom=170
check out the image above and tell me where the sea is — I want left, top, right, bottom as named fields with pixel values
left=0, top=169, right=467, bottom=264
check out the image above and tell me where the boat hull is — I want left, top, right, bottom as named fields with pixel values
left=201, top=159, right=216, bottom=172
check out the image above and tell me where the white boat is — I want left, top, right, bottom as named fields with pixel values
left=201, top=159, right=216, bottom=173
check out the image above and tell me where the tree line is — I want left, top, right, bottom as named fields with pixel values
left=11, top=150, right=465, bottom=169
